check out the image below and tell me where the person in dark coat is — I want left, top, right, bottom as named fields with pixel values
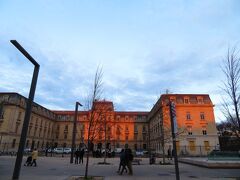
left=120, top=144, right=133, bottom=175
left=167, top=147, right=172, bottom=160
left=75, top=149, right=80, bottom=164
left=24, top=155, right=32, bottom=166
left=79, top=148, right=84, bottom=164
left=117, top=149, right=127, bottom=174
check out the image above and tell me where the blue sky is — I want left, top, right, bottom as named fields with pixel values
left=1, top=0, right=240, bottom=122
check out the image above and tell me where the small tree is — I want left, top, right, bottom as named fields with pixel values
left=84, top=67, right=104, bottom=178
left=221, top=47, right=240, bottom=138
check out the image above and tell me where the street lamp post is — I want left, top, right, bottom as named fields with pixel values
left=169, top=101, right=180, bottom=180
left=11, top=40, right=40, bottom=180
left=70, top=102, right=82, bottom=163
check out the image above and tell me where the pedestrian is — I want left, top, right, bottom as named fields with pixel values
left=120, top=144, right=133, bottom=175
left=117, top=149, right=127, bottom=174
left=167, top=147, right=172, bottom=160
left=31, top=148, right=38, bottom=167
left=75, top=149, right=79, bottom=164
left=79, top=148, right=84, bottom=164
left=24, top=155, right=32, bottom=166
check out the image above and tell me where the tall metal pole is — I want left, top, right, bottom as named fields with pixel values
left=169, top=101, right=180, bottom=180
left=11, top=40, right=40, bottom=180
left=70, top=102, right=82, bottom=163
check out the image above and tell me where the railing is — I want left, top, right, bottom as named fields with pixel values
left=152, top=146, right=220, bottom=157
left=208, top=150, right=240, bottom=161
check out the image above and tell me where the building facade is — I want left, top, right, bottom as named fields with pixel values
left=0, top=93, right=219, bottom=155
left=148, top=94, right=219, bottom=156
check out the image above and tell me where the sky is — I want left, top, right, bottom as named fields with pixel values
left=0, top=0, right=240, bottom=122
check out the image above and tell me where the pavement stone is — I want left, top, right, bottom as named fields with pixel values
left=0, top=156, right=240, bottom=180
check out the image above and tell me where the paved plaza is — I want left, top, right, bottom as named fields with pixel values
left=0, top=156, right=240, bottom=180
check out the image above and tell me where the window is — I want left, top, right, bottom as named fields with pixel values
left=134, top=134, right=138, bottom=141
left=125, top=125, right=129, bottom=131
left=15, top=122, right=20, bottom=134
left=65, top=125, right=68, bottom=131
left=202, top=130, right=207, bottom=135
left=200, top=112, right=205, bottom=120
left=187, top=126, right=192, bottom=135
left=189, top=141, right=196, bottom=151
left=64, top=133, right=68, bottom=139
left=198, top=98, right=203, bottom=104
left=134, top=125, right=138, bottom=133
left=39, top=129, right=42, bottom=137
left=184, top=99, right=189, bottom=104
left=142, top=125, right=146, bottom=133
left=204, top=141, right=210, bottom=151
left=0, top=109, right=4, bottom=119
left=125, top=135, right=128, bottom=141
left=28, top=126, right=32, bottom=136
left=186, top=112, right=191, bottom=120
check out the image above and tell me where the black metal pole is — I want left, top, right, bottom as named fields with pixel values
left=11, top=40, right=40, bottom=180
left=70, top=102, right=82, bottom=163
left=169, top=101, right=180, bottom=180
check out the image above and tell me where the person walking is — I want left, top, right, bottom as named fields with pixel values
left=167, top=147, right=172, bottom=160
left=24, top=155, right=32, bottom=166
left=31, top=148, right=38, bottom=167
left=120, top=144, right=133, bottom=175
left=75, top=149, right=80, bottom=164
left=117, top=149, right=127, bottom=174
left=79, top=148, right=84, bottom=164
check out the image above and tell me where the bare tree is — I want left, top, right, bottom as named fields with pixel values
left=221, top=47, right=240, bottom=138
left=84, top=67, right=104, bottom=178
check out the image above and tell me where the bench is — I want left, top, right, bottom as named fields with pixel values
left=132, top=158, right=142, bottom=165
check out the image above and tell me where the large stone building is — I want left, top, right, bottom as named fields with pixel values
left=0, top=92, right=219, bottom=155
left=148, top=94, right=219, bottom=155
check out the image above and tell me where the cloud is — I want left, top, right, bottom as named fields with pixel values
left=0, top=0, right=240, bottom=122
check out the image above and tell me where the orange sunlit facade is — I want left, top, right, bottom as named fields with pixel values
left=0, top=93, right=219, bottom=155
left=53, top=101, right=148, bottom=150
left=148, top=94, right=219, bottom=155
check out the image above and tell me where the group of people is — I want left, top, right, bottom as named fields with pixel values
left=117, top=144, right=133, bottom=175
left=74, top=148, right=85, bottom=164
left=24, top=148, right=38, bottom=167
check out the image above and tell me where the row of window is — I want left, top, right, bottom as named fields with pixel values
left=186, top=112, right=205, bottom=120
left=187, top=126, right=207, bottom=135
left=169, top=97, right=210, bottom=104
